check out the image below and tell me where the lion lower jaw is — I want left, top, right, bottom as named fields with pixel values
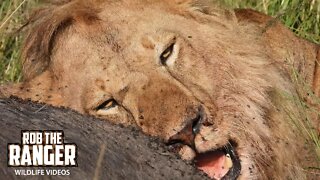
left=178, top=143, right=241, bottom=180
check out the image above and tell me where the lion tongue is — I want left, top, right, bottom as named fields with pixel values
left=195, top=151, right=229, bottom=180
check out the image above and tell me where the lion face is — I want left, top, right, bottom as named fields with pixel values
left=1, top=0, right=318, bottom=179
left=47, top=3, right=244, bottom=179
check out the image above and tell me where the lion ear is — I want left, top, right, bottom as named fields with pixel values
left=21, top=1, right=100, bottom=81
left=21, top=8, right=72, bottom=81
left=22, top=2, right=76, bottom=81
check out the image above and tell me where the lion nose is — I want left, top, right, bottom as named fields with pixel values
left=167, top=114, right=202, bottom=148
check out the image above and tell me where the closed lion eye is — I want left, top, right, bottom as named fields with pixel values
left=95, top=99, right=118, bottom=112
left=160, top=43, right=175, bottom=66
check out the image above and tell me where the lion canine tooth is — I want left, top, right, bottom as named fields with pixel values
left=225, top=154, right=233, bottom=169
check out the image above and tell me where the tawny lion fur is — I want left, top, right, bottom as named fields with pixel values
left=1, top=0, right=319, bottom=179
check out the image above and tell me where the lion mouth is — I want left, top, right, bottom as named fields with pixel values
left=194, top=142, right=241, bottom=180
left=168, top=139, right=241, bottom=179
left=166, top=109, right=241, bottom=179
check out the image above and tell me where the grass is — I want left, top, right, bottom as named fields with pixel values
left=0, top=0, right=40, bottom=84
left=222, top=0, right=320, bottom=44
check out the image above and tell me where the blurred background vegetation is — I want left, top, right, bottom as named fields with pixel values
left=0, top=0, right=40, bottom=84
left=0, top=0, right=319, bottom=84
left=223, top=0, right=320, bottom=43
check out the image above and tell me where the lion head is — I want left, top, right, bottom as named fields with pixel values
left=1, top=0, right=319, bottom=179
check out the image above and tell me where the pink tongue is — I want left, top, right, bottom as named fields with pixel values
left=195, top=151, right=229, bottom=179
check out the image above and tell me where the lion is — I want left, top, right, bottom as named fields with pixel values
left=1, top=0, right=319, bottom=179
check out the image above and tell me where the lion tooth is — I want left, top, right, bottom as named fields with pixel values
left=179, top=145, right=196, bottom=161
left=225, top=154, right=233, bottom=169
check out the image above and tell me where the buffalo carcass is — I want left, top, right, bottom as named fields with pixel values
left=0, top=98, right=208, bottom=180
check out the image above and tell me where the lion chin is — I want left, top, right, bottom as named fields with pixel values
left=0, top=0, right=319, bottom=179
